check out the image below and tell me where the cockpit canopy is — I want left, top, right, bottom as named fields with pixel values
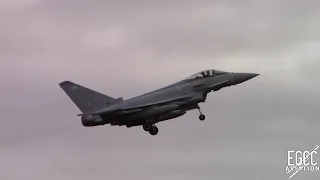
left=185, top=69, right=228, bottom=80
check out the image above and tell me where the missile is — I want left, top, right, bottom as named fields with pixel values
left=158, top=110, right=186, bottom=122
left=124, top=109, right=186, bottom=127
left=128, top=104, right=180, bottom=120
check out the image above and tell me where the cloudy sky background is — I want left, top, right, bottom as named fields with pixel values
left=1, top=0, right=320, bottom=179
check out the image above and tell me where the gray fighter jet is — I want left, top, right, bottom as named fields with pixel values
left=59, top=69, right=258, bottom=135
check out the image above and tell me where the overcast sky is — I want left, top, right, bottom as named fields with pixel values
left=1, top=0, right=320, bottom=180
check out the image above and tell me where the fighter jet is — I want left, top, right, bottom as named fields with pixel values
left=59, top=69, right=259, bottom=135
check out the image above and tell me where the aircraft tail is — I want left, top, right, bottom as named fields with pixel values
left=59, top=81, right=123, bottom=113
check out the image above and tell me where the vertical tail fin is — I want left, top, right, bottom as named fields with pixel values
left=59, top=81, right=122, bottom=113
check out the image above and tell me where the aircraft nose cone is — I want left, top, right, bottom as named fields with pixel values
left=233, top=73, right=259, bottom=85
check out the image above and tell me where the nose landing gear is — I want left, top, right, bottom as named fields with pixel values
left=197, top=105, right=206, bottom=121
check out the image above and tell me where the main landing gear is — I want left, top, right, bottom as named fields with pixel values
left=197, top=105, right=206, bottom=121
left=142, top=105, right=205, bottom=135
left=143, top=122, right=159, bottom=135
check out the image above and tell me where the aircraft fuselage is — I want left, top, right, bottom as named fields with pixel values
left=60, top=69, right=259, bottom=135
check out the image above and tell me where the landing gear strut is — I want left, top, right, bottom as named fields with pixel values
left=197, top=105, right=206, bottom=121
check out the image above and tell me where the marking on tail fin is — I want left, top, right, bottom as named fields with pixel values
left=59, top=81, right=118, bottom=113
left=72, top=85, right=78, bottom=90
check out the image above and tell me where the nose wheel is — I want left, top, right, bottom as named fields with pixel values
left=199, top=114, right=205, bottom=121
left=197, top=105, right=206, bottom=121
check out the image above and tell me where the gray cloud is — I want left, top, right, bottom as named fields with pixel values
left=1, top=0, right=320, bottom=179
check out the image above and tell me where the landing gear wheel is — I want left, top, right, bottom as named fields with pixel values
left=199, top=114, right=205, bottom=121
left=149, top=126, right=158, bottom=135
left=143, top=123, right=152, bottom=131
